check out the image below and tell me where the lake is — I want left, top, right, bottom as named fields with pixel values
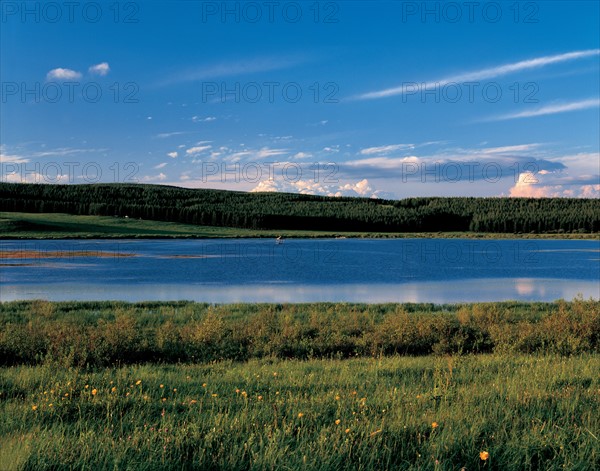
left=0, top=238, right=598, bottom=303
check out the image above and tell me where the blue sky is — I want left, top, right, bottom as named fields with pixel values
left=1, top=0, right=599, bottom=198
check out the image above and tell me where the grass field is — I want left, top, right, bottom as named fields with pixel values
left=1, top=212, right=597, bottom=239
left=1, top=355, right=598, bottom=470
left=1, top=301, right=599, bottom=469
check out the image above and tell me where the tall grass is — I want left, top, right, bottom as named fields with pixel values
left=0, top=355, right=598, bottom=470
left=1, top=301, right=599, bottom=469
left=0, top=300, right=598, bottom=367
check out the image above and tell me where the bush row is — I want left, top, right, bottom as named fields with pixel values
left=0, top=300, right=598, bottom=366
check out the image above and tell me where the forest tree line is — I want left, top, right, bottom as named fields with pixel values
left=0, top=182, right=598, bottom=233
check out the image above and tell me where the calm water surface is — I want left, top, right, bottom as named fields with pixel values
left=1, top=239, right=598, bottom=303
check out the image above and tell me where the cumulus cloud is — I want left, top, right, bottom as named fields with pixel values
left=167, top=152, right=178, bottom=159
left=154, top=162, right=168, bottom=169
left=250, top=178, right=394, bottom=199
left=88, top=62, right=110, bottom=76
left=46, top=68, right=82, bottom=80
left=1, top=170, right=67, bottom=184
left=509, top=172, right=600, bottom=198
left=141, top=173, right=167, bottom=182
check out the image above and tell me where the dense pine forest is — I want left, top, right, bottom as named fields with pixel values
left=0, top=182, right=598, bottom=233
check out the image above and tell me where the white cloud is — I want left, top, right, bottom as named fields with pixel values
left=580, top=185, right=600, bottom=198
left=0, top=152, right=29, bottom=164
left=509, top=171, right=600, bottom=198
left=360, top=144, right=415, bottom=155
left=46, top=68, right=82, bottom=80
left=88, top=62, right=110, bottom=76
left=489, top=98, right=600, bottom=121
left=2, top=170, right=67, bottom=184
left=256, top=147, right=287, bottom=158
left=356, top=49, right=600, bottom=100
left=346, top=156, right=420, bottom=169
left=156, top=56, right=305, bottom=87
left=31, top=147, right=107, bottom=157
left=154, top=162, right=168, bottom=169
left=167, top=152, right=178, bottom=159
left=250, top=178, right=393, bottom=199
left=180, top=171, right=192, bottom=181
left=156, top=132, right=188, bottom=139
left=293, top=152, right=312, bottom=159
left=186, top=145, right=212, bottom=155
left=482, top=144, right=542, bottom=154
left=141, top=173, right=167, bottom=182
left=192, top=116, right=217, bottom=123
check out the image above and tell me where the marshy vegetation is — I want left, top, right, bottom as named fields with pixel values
left=0, top=300, right=598, bottom=367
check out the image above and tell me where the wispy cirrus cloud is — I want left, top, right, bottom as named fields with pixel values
left=354, top=49, right=600, bottom=100
left=487, top=98, right=600, bottom=121
left=156, top=56, right=306, bottom=87
left=31, top=147, right=107, bottom=157
left=360, top=144, right=415, bottom=155
left=192, top=116, right=217, bottom=123
left=155, top=131, right=190, bottom=139
left=186, top=145, right=212, bottom=155
left=481, top=144, right=542, bottom=154
left=0, top=152, right=29, bottom=164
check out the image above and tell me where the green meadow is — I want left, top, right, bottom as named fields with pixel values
left=1, top=301, right=599, bottom=470
left=2, top=355, right=598, bottom=470
left=1, top=212, right=596, bottom=239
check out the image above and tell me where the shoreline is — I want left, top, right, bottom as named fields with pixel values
left=2, top=212, right=598, bottom=241
left=1, top=232, right=598, bottom=241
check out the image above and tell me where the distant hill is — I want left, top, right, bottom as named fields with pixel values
left=0, top=182, right=598, bottom=233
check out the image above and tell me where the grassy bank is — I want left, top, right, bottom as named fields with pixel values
left=1, top=212, right=597, bottom=239
left=1, top=301, right=599, bottom=469
left=1, top=355, right=598, bottom=470
left=1, top=300, right=599, bottom=367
